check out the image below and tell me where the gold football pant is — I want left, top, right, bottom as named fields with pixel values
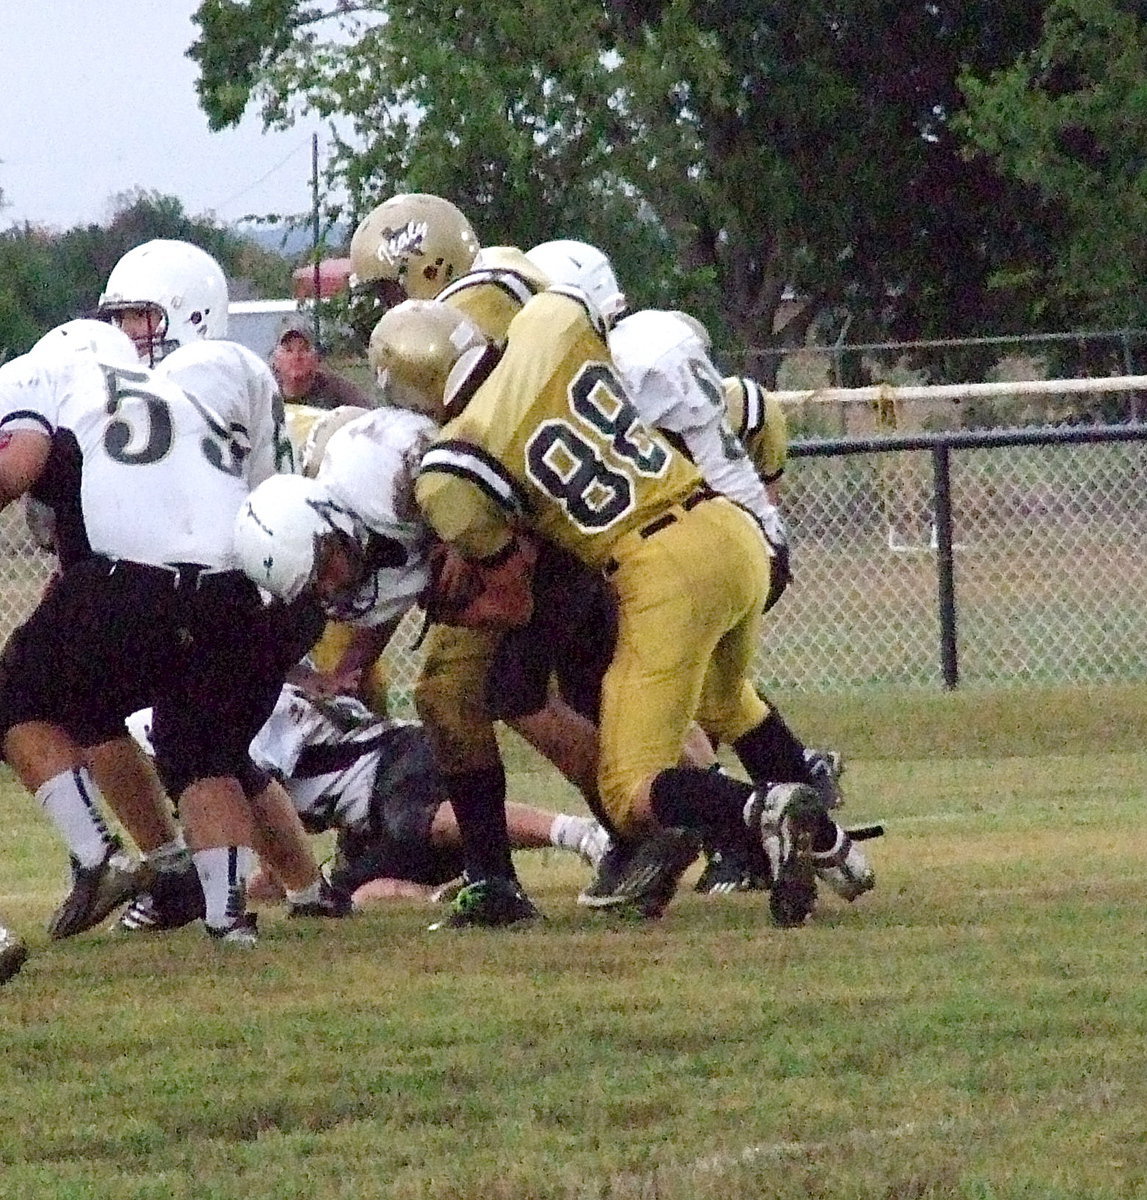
left=597, top=497, right=772, bottom=835
left=414, top=624, right=502, bottom=772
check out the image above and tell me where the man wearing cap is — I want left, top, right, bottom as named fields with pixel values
left=270, top=318, right=374, bottom=411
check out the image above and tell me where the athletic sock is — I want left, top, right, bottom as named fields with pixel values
left=193, top=846, right=254, bottom=928
left=35, top=767, right=118, bottom=868
left=733, top=711, right=812, bottom=786
left=549, top=813, right=593, bottom=854
left=442, top=763, right=516, bottom=882
left=649, top=766, right=755, bottom=847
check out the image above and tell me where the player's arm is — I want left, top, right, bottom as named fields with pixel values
left=415, top=444, right=535, bottom=630
left=0, top=427, right=51, bottom=511
left=288, top=617, right=401, bottom=701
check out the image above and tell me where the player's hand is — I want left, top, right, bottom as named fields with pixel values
left=421, top=536, right=537, bottom=630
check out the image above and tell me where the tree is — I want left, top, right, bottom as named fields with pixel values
left=191, top=0, right=1057, bottom=378
left=957, top=0, right=1147, bottom=336
left=0, top=192, right=293, bottom=359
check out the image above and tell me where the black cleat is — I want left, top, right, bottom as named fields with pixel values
left=48, top=841, right=143, bottom=940
left=119, top=862, right=206, bottom=932
left=693, top=845, right=770, bottom=895
left=578, top=829, right=701, bottom=919
left=286, top=875, right=354, bottom=918
left=206, top=912, right=259, bottom=947
left=0, top=926, right=29, bottom=986
left=430, top=876, right=540, bottom=930
left=747, top=783, right=824, bottom=928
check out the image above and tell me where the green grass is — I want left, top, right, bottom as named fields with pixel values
left=3, top=685, right=1147, bottom=1199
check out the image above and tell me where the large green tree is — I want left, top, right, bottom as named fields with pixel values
left=957, top=0, right=1147, bottom=336
left=192, top=0, right=1055, bottom=378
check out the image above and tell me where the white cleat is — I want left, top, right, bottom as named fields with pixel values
left=811, top=824, right=875, bottom=901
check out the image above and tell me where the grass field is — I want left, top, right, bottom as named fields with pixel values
left=2, top=684, right=1146, bottom=1199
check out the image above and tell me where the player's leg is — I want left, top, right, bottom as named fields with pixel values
left=700, top=592, right=874, bottom=911
left=0, top=570, right=151, bottom=938
left=245, top=776, right=351, bottom=917
left=3, top=722, right=143, bottom=938
left=415, top=623, right=536, bottom=926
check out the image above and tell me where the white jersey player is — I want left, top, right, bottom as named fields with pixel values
left=608, top=309, right=787, bottom=542
left=233, top=406, right=437, bottom=628
left=0, top=329, right=281, bottom=569
left=0, top=322, right=313, bottom=946
left=127, top=685, right=612, bottom=903
left=524, top=241, right=788, bottom=559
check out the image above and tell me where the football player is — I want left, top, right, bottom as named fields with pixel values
left=397, top=286, right=873, bottom=927
left=350, top=195, right=639, bottom=928
left=522, top=241, right=867, bottom=897
left=126, top=685, right=612, bottom=911
left=0, top=321, right=316, bottom=947
left=281, top=402, right=396, bottom=716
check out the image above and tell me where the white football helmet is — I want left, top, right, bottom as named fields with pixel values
left=30, top=319, right=139, bottom=368
left=525, top=240, right=628, bottom=323
left=232, top=474, right=363, bottom=603
left=98, top=239, right=229, bottom=363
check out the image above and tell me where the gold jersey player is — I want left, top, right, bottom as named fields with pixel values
left=352, top=195, right=616, bottom=923
left=410, top=285, right=867, bottom=928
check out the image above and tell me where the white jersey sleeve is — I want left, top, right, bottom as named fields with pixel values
left=248, top=685, right=382, bottom=832
left=316, top=407, right=438, bottom=626
left=610, top=310, right=787, bottom=546
left=0, top=350, right=68, bottom=436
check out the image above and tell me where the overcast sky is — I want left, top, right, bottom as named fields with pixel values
left=0, top=1, right=328, bottom=230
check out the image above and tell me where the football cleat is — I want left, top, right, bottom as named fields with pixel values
left=812, top=824, right=875, bottom=901
left=0, top=926, right=29, bottom=986
left=746, top=783, right=824, bottom=928
left=48, top=840, right=143, bottom=940
left=206, top=912, right=259, bottom=947
left=693, top=845, right=770, bottom=895
left=119, top=862, right=206, bottom=932
left=286, top=875, right=355, bottom=918
left=578, top=829, right=701, bottom=919
left=429, top=875, right=540, bottom=930
left=804, top=748, right=845, bottom=810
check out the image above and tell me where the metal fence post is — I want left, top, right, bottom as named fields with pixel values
left=931, top=442, right=959, bottom=688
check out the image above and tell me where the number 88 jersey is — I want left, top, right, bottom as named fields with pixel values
left=417, top=288, right=704, bottom=570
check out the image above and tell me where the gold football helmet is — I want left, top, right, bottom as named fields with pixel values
left=368, top=300, right=486, bottom=418
left=350, top=193, right=481, bottom=302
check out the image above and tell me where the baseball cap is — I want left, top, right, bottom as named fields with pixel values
left=276, top=315, right=316, bottom=347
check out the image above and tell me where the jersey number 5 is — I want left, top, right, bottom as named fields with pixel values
left=101, top=366, right=250, bottom=476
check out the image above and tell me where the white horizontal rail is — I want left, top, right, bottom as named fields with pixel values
left=770, top=375, right=1147, bottom=405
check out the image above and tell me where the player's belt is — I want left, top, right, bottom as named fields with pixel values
left=90, top=555, right=244, bottom=591
left=602, top=485, right=717, bottom=576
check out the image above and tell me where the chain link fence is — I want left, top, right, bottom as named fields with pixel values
left=1, top=420, right=1143, bottom=706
